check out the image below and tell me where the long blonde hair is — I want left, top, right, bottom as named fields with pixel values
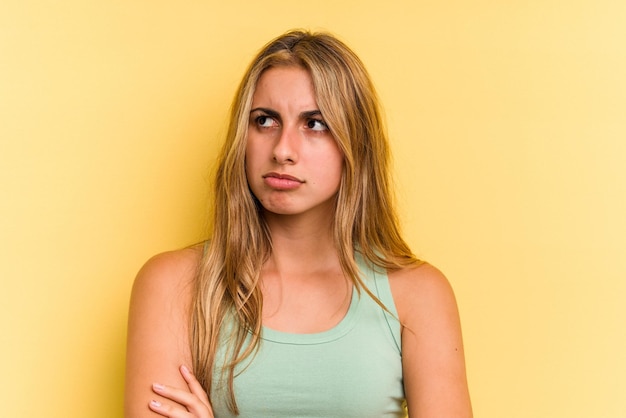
left=191, top=29, right=419, bottom=414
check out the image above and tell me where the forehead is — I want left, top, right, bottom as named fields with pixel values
left=252, top=66, right=317, bottom=108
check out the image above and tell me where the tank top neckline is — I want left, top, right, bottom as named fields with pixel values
left=259, top=283, right=361, bottom=345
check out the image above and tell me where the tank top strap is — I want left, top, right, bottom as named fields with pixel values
left=356, top=254, right=403, bottom=354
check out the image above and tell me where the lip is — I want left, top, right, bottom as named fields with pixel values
left=262, top=172, right=304, bottom=190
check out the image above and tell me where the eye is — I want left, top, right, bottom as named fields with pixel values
left=306, top=119, right=328, bottom=132
left=256, top=115, right=277, bottom=128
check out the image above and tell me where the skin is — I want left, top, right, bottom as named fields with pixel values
left=246, top=66, right=344, bottom=221
left=124, top=65, right=472, bottom=417
left=246, top=67, right=350, bottom=333
left=125, top=245, right=211, bottom=418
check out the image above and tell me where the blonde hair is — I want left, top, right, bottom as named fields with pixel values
left=191, top=29, right=419, bottom=414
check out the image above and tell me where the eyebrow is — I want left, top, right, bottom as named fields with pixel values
left=250, top=107, right=323, bottom=121
left=300, top=110, right=323, bottom=119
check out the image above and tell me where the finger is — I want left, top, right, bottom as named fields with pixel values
left=180, top=365, right=211, bottom=404
left=152, top=383, right=212, bottom=418
left=152, top=383, right=197, bottom=406
left=148, top=399, right=193, bottom=418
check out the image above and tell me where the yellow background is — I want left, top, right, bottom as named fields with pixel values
left=1, top=1, right=625, bottom=417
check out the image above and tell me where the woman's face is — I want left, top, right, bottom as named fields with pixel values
left=245, top=66, right=344, bottom=220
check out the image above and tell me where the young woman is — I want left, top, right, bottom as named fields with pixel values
left=125, top=30, right=472, bottom=418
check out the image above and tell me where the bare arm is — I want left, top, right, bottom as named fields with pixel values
left=124, top=247, right=211, bottom=418
left=390, top=264, right=473, bottom=418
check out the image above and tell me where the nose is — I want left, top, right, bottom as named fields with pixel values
left=272, top=124, right=299, bottom=164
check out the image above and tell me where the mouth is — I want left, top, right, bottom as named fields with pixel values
left=262, top=172, right=304, bottom=182
left=262, top=172, right=304, bottom=190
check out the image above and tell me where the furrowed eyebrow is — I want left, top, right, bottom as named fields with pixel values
left=300, top=110, right=323, bottom=119
left=250, top=107, right=280, bottom=120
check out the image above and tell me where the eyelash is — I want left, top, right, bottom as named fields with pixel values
left=306, top=119, right=328, bottom=131
left=254, top=115, right=328, bottom=132
left=255, top=115, right=276, bottom=128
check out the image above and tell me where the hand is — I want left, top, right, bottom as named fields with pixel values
left=149, top=365, right=214, bottom=418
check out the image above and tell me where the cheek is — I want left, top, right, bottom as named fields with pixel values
left=321, top=152, right=344, bottom=190
left=244, top=138, right=258, bottom=173
left=328, top=146, right=345, bottom=179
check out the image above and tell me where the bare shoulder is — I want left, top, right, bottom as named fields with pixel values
left=387, top=262, right=451, bottom=289
left=125, top=244, right=203, bottom=417
left=388, top=263, right=473, bottom=417
left=388, top=262, right=458, bottom=322
left=132, top=245, right=202, bottom=297
left=127, top=243, right=203, bottom=350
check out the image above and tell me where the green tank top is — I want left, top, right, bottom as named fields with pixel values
left=210, top=255, right=407, bottom=417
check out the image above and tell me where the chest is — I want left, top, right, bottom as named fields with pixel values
left=211, top=290, right=406, bottom=418
left=260, top=272, right=352, bottom=334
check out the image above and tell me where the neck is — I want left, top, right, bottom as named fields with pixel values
left=262, top=210, right=339, bottom=276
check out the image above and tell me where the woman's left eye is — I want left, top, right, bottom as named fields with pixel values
left=306, top=119, right=328, bottom=131
left=256, top=115, right=277, bottom=128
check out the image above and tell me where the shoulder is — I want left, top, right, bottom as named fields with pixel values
left=388, top=263, right=473, bottom=417
left=127, top=245, right=203, bottom=351
left=388, top=262, right=458, bottom=323
left=125, top=245, right=203, bottom=416
left=131, top=245, right=203, bottom=303
left=135, top=244, right=203, bottom=284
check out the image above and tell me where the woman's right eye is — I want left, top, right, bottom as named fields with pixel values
left=256, top=115, right=276, bottom=128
